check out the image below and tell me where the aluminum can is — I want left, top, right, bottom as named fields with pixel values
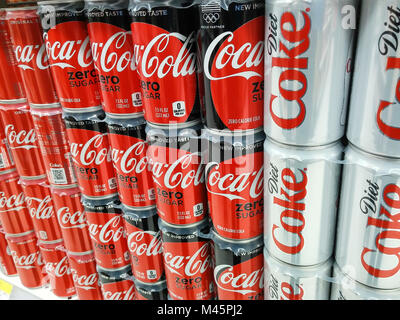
left=264, top=137, right=343, bottom=266
left=205, top=128, right=265, bottom=240
left=147, top=122, right=207, bottom=225
left=68, top=251, right=103, bottom=300
left=123, top=206, right=164, bottom=284
left=21, top=177, right=62, bottom=242
left=31, top=106, right=77, bottom=186
left=212, top=231, right=264, bottom=300
left=264, top=0, right=357, bottom=146
left=38, top=239, right=76, bottom=298
left=134, top=278, right=168, bottom=300
left=64, top=110, right=118, bottom=200
left=159, top=218, right=214, bottom=300
left=85, top=0, right=143, bottom=116
left=5, top=7, right=58, bottom=105
left=198, top=0, right=265, bottom=132
left=0, top=103, right=46, bottom=178
left=37, top=0, right=102, bottom=111
left=129, top=0, right=201, bottom=125
left=0, top=171, right=34, bottom=235
left=98, top=264, right=136, bottom=300
left=264, top=248, right=332, bottom=300
left=347, top=0, right=400, bottom=158
left=335, top=144, right=400, bottom=289
left=0, top=122, right=15, bottom=175
left=107, top=115, right=155, bottom=208
left=83, top=196, right=131, bottom=270
left=0, top=225, right=17, bottom=276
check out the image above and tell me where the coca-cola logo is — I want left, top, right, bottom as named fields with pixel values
left=70, top=134, right=113, bottom=167
left=45, top=255, right=71, bottom=277
left=57, top=207, right=87, bottom=230
left=5, top=124, right=38, bottom=150
left=26, top=195, right=54, bottom=220
left=0, top=191, right=26, bottom=213
left=11, top=249, right=43, bottom=269
left=103, top=282, right=135, bottom=300
left=88, top=215, right=126, bottom=244
left=280, top=282, right=304, bottom=300
left=111, top=141, right=149, bottom=175
left=15, top=43, right=50, bottom=71
left=127, top=230, right=163, bottom=257
left=71, top=267, right=99, bottom=291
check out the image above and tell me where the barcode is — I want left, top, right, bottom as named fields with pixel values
left=0, top=154, right=5, bottom=169
left=201, top=0, right=221, bottom=12
left=51, top=168, right=67, bottom=185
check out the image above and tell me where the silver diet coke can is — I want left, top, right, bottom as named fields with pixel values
left=347, top=0, right=400, bottom=158
left=335, top=144, right=400, bottom=290
left=264, top=137, right=343, bottom=266
left=264, top=0, right=358, bottom=146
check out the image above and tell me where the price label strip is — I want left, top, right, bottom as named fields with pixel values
left=0, top=279, right=13, bottom=300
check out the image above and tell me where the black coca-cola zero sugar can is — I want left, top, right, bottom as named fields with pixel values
left=134, top=278, right=168, bottom=300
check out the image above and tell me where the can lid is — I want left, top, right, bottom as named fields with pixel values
left=0, top=169, right=18, bottom=181
left=122, top=205, right=157, bottom=220
left=81, top=193, right=120, bottom=206
left=205, top=126, right=264, bottom=137
left=147, top=119, right=202, bottom=131
left=19, top=176, right=49, bottom=187
left=158, top=217, right=210, bottom=236
left=38, top=239, right=64, bottom=250
left=0, top=101, right=29, bottom=112
left=62, top=106, right=103, bottom=115
left=50, top=184, right=80, bottom=196
left=6, top=230, right=36, bottom=243
left=20, top=174, right=48, bottom=181
left=133, top=277, right=167, bottom=291
left=106, top=112, right=145, bottom=120
left=30, top=103, right=62, bottom=112
left=97, top=264, right=133, bottom=283
left=0, top=99, right=27, bottom=105
left=67, top=250, right=94, bottom=258
left=212, top=229, right=263, bottom=255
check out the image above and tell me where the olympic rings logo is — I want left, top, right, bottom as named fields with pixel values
left=203, top=13, right=220, bottom=24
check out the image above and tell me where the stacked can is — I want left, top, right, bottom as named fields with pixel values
left=197, top=0, right=265, bottom=300
left=333, top=0, right=400, bottom=300
left=263, top=0, right=358, bottom=300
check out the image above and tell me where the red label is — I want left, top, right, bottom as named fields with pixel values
left=131, top=22, right=198, bottom=124
left=88, top=22, right=143, bottom=115
left=207, top=153, right=264, bottom=239
left=206, top=17, right=264, bottom=130
left=0, top=231, right=17, bottom=276
left=101, top=279, right=136, bottom=300
left=44, top=21, right=101, bottom=109
left=0, top=136, right=15, bottom=174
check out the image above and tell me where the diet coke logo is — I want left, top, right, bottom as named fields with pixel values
left=57, top=207, right=87, bottom=230
left=26, top=195, right=54, bottom=220
left=70, top=134, right=113, bottom=167
left=45, top=255, right=71, bottom=277
left=71, top=268, right=99, bottom=291
left=5, top=124, right=38, bottom=150
left=111, top=141, right=149, bottom=175
left=163, top=243, right=211, bottom=277
left=11, top=249, right=43, bottom=269
left=15, top=43, right=50, bottom=71
left=103, top=282, right=135, bottom=300
left=0, top=191, right=26, bottom=213
left=88, top=215, right=126, bottom=244
left=127, top=230, right=163, bottom=257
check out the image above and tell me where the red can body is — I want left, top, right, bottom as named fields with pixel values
left=51, top=186, right=92, bottom=254
left=0, top=171, right=34, bottom=235
left=98, top=266, right=135, bottom=300
left=68, top=251, right=103, bottom=300
left=31, top=107, right=77, bottom=186
left=0, top=226, right=17, bottom=276
left=0, top=103, right=46, bottom=178
left=5, top=8, right=58, bottom=105
left=7, top=232, right=46, bottom=288
left=0, top=123, right=15, bottom=174
left=21, top=178, right=62, bottom=241
left=38, top=2, right=101, bottom=111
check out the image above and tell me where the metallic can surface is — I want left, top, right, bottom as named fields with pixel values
left=347, top=0, right=400, bottom=158
left=335, top=144, right=400, bottom=289
left=64, top=110, right=118, bottom=199
left=159, top=218, right=214, bottom=300
left=206, top=128, right=265, bottom=240
left=98, top=265, right=136, bottom=300
left=147, top=122, right=207, bottom=225
left=129, top=0, right=201, bottom=125
left=83, top=196, right=131, bottom=270
left=0, top=103, right=46, bottom=178
left=51, top=186, right=93, bottom=254
left=107, top=116, right=155, bottom=208
left=5, top=7, right=58, bottom=105
left=264, top=249, right=332, bottom=300
left=85, top=0, right=143, bottom=116
left=0, top=226, right=17, bottom=276
left=68, top=251, right=103, bottom=300
left=331, top=263, right=400, bottom=300
left=123, top=206, right=164, bottom=284
left=21, top=178, right=63, bottom=242
left=213, top=232, right=264, bottom=300
left=199, top=0, right=265, bottom=132
left=31, top=107, right=77, bottom=187
left=134, top=278, right=168, bottom=300
left=264, top=0, right=357, bottom=146
left=38, top=1, right=101, bottom=111
left=264, top=138, right=343, bottom=266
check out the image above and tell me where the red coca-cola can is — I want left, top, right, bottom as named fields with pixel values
left=20, top=177, right=62, bottom=241
left=31, top=106, right=77, bottom=186
left=0, top=10, right=25, bottom=102
left=51, top=186, right=92, bottom=254
left=123, top=206, right=164, bottom=284
left=37, top=0, right=101, bottom=112
left=212, top=231, right=264, bottom=300
left=5, top=7, right=58, bottom=105
left=147, top=122, right=207, bottom=225
left=6, top=231, right=46, bottom=288
left=38, top=239, right=76, bottom=298
left=64, top=110, right=118, bottom=200
left=68, top=251, right=103, bottom=300
left=83, top=196, right=131, bottom=270
left=98, top=265, right=135, bottom=300
left=0, top=225, right=17, bottom=276
left=159, top=218, right=215, bottom=300
left=134, top=278, right=168, bottom=300
left=0, top=102, right=46, bottom=179
left=0, top=122, right=15, bottom=175
left=0, top=171, right=34, bottom=235
left=86, top=0, right=143, bottom=116
left=107, top=115, right=155, bottom=208
left=129, top=1, right=201, bottom=125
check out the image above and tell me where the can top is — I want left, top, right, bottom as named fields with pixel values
left=30, top=103, right=62, bottom=112
left=97, top=264, right=132, bottom=282
left=50, top=185, right=80, bottom=197
left=20, top=174, right=48, bottom=182
left=123, top=205, right=157, bottom=220
left=38, top=239, right=64, bottom=249
left=147, top=119, right=202, bottom=131
left=133, top=277, right=167, bottom=291
left=6, top=230, right=36, bottom=243
left=82, top=195, right=122, bottom=212
left=67, top=250, right=94, bottom=260
left=158, top=217, right=210, bottom=236
left=205, top=126, right=264, bottom=137
left=19, top=176, right=49, bottom=187
left=0, top=99, right=28, bottom=105
left=212, top=229, right=263, bottom=254
left=106, top=113, right=146, bottom=129
left=0, top=169, right=18, bottom=182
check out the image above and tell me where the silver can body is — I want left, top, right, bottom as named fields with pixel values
left=335, top=144, right=400, bottom=289
left=347, top=0, right=400, bottom=158
left=331, top=263, right=400, bottom=300
left=264, top=248, right=332, bottom=300
left=264, top=137, right=343, bottom=266
left=264, top=0, right=357, bottom=146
